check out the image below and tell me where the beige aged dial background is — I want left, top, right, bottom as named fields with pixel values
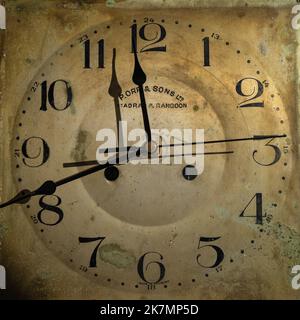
left=0, top=0, right=300, bottom=299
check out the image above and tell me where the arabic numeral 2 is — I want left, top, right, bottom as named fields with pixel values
left=236, top=78, right=264, bottom=108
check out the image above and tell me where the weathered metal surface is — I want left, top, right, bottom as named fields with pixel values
left=0, top=0, right=299, bottom=299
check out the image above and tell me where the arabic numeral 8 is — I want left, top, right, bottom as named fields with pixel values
left=37, top=195, right=64, bottom=226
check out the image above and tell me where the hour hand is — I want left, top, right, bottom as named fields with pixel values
left=0, top=181, right=56, bottom=209
left=0, top=189, right=32, bottom=208
left=108, top=48, right=124, bottom=148
left=132, top=38, right=152, bottom=143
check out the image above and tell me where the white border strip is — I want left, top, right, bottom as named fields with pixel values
left=0, top=5, right=5, bottom=30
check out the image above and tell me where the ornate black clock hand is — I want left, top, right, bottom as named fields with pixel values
left=132, top=35, right=152, bottom=143
left=7, top=133, right=281, bottom=200
left=0, top=180, right=56, bottom=208
left=63, top=150, right=234, bottom=167
left=0, top=152, right=131, bottom=209
left=108, top=48, right=124, bottom=149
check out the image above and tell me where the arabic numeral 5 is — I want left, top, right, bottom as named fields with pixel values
left=196, top=236, right=224, bottom=269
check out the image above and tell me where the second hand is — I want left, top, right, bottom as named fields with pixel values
left=62, top=134, right=286, bottom=168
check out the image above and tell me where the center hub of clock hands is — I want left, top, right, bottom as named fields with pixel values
left=182, top=165, right=198, bottom=181
left=104, top=166, right=120, bottom=182
left=103, top=140, right=158, bottom=182
left=139, top=140, right=159, bottom=156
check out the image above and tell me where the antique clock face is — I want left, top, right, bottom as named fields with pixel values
left=2, top=6, right=300, bottom=299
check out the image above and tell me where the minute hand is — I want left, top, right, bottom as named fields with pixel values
left=132, top=47, right=152, bottom=142
left=80, top=134, right=287, bottom=155
left=108, top=48, right=124, bottom=148
left=160, top=134, right=287, bottom=148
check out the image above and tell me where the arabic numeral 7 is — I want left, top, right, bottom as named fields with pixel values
left=79, top=236, right=106, bottom=268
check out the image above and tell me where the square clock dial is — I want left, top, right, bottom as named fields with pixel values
left=0, top=0, right=299, bottom=299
